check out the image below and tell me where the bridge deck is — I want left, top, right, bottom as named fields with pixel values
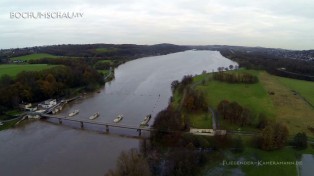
left=41, top=114, right=155, bottom=131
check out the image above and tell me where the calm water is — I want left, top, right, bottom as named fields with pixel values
left=0, top=50, right=237, bottom=176
left=301, top=154, right=314, bottom=176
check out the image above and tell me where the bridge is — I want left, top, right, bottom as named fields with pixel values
left=37, top=113, right=155, bottom=136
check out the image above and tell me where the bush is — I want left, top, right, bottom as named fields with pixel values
left=217, top=100, right=251, bottom=126
left=258, top=123, right=289, bottom=151
left=182, top=88, right=208, bottom=112
left=293, top=132, right=308, bottom=149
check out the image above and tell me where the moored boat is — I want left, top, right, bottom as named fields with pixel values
left=89, top=112, right=100, bottom=120
left=113, top=114, right=123, bottom=123
left=140, top=114, right=152, bottom=126
left=68, top=109, right=79, bottom=117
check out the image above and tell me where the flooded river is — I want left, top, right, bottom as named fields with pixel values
left=0, top=50, right=237, bottom=176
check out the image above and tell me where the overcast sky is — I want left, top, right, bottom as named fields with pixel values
left=0, top=0, right=313, bottom=50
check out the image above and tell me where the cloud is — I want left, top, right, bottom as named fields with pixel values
left=0, top=0, right=313, bottom=49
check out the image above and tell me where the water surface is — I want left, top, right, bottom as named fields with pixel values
left=0, top=50, right=237, bottom=176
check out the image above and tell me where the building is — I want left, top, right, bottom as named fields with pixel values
left=38, top=99, right=57, bottom=109
left=19, top=103, right=32, bottom=109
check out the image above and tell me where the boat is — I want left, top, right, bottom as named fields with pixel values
left=140, top=114, right=152, bottom=126
left=113, top=114, right=123, bottom=123
left=68, top=109, right=79, bottom=117
left=0, top=122, right=3, bottom=126
left=89, top=112, right=100, bottom=120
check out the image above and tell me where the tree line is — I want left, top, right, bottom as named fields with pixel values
left=220, top=48, right=314, bottom=81
left=213, top=72, right=258, bottom=84
left=171, top=75, right=208, bottom=112
left=1, top=44, right=188, bottom=61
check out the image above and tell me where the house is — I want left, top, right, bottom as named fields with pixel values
left=38, top=99, right=57, bottom=109
left=19, top=103, right=32, bottom=109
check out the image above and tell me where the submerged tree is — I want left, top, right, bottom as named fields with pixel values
left=105, top=149, right=151, bottom=176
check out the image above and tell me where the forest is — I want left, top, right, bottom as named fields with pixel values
left=218, top=48, right=314, bottom=81
left=0, top=59, right=104, bottom=114
left=0, top=43, right=188, bottom=62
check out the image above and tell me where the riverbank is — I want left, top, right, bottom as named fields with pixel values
left=171, top=69, right=314, bottom=137
left=163, top=68, right=314, bottom=175
left=0, top=50, right=239, bottom=176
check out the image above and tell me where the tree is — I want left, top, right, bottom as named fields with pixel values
left=171, top=80, right=179, bottom=92
left=293, top=132, right=307, bottom=149
left=105, top=149, right=151, bottom=176
left=182, top=88, right=207, bottom=112
left=257, top=113, right=269, bottom=129
left=259, top=123, right=289, bottom=150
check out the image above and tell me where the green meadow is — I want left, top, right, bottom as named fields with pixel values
left=94, top=48, right=117, bottom=53
left=0, top=64, right=55, bottom=77
left=9, top=53, right=58, bottom=62
left=172, top=69, right=314, bottom=136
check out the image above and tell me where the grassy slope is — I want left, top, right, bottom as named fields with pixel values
left=9, top=53, right=58, bottom=61
left=187, top=70, right=314, bottom=175
left=259, top=72, right=314, bottom=137
left=94, top=48, right=117, bottom=53
left=191, top=70, right=275, bottom=131
left=97, top=60, right=114, bottom=64
left=0, top=64, right=55, bottom=77
left=173, top=69, right=314, bottom=136
left=197, top=70, right=275, bottom=118
left=98, top=69, right=110, bottom=75
left=277, top=76, right=314, bottom=106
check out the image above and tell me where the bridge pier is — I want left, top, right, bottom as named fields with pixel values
left=58, top=119, right=62, bottom=124
left=80, top=121, right=84, bottom=128
left=106, top=125, right=109, bottom=133
left=137, top=129, right=142, bottom=136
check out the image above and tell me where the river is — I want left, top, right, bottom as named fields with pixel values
left=0, top=50, right=237, bottom=176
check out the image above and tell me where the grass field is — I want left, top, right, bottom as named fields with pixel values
left=94, top=48, right=117, bottom=53
left=277, top=77, right=314, bottom=106
left=189, top=113, right=212, bottom=129
left=259, top=72, right=314, bottom=137
left=0, top=64, right=56, bottom=77
left=172, top=69, right=314, bottom=136
left=96, top=60, right=114, bottom=64
left=9, top=53, right=58, bottom=61
left=98, top=69, right=110, bottom=75
left=196, top=70, right=275, bottom=119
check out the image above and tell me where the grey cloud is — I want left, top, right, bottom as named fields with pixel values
left=0, top=0, right=313, bottom=49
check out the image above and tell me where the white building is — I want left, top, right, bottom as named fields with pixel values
left=38, top=99, right=57, bottom=109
